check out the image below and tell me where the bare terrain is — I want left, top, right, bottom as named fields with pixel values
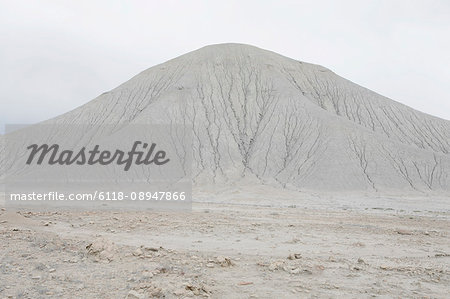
left=1, top=44, right=449, bottom=298
left=1, top=191, right=449, bottom=298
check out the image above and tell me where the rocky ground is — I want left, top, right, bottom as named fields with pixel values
left=0, top=196, right=449, bottom=298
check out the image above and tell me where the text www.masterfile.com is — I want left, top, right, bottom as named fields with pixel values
left=9, top=191, right=187, bottom=201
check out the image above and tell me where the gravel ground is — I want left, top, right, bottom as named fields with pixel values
left=0, top=198, right=449, bottom=298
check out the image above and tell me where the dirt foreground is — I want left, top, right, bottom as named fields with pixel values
left=0, top=195, right=449, bottom=298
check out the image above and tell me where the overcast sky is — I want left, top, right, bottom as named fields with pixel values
left=1, top=0, right=449, bottom=133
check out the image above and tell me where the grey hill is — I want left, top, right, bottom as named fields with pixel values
left=4, top=44, right=450, bottom=193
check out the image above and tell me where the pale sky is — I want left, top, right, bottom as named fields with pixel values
left=1, top=0, right=449, bottom=133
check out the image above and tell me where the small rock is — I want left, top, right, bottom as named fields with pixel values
left=435, top=253, right=450, bottom=257
left=48, top=268, right=56, bottom=273
left=206, top=263, right=215, bottom=268
left=126, top=290, right=145, bottom=299
left=173, top=288, right=186, bottom=296
left=315, top=265, right=325, bottom=271
left=86, top=238, right=117, bottom=262
left=395, top=229, right=413, bottom=235
left=287, top=253, right=302, bottom=260
left=144, top=246, right=159, bottom=252
left=268, top=260, right=285, bottom=271
left=149, top=287, right=162, bottom=297
left=216, top=256, right=233, bottom=267
left=142, top=271, right=153, bottom=279
left=290, top=268, right=301, bottom=274
left=238, top=281, right=253, bottom=285
left=133, top=248, right=143, bottom=256
left=76, top=284, right=85, bottom=290
left=185, top=284, right=209, bottom=296
left=32, top=276, right=41, bottom=280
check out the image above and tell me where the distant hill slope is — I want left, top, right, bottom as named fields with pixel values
left=3, top=44, right=450, bottom=192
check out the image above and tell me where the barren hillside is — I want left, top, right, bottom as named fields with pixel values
left=3, top=44, right=450, bottom=192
